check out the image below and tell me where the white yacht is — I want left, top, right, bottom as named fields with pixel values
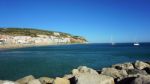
left=134, top=42, right=140, bottom=46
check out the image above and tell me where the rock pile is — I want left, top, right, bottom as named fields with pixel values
left=0, top=60, right=150, bottom=84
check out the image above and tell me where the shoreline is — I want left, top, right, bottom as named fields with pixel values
left=0, top=43, right=87, bottom=51
left=0, top=60, right=150, bottom=84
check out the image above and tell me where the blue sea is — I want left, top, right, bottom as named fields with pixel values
left=0, top=43, right=150, bottom=80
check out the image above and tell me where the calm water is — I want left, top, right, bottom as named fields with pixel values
left=0, top=43, right=150, bottom=80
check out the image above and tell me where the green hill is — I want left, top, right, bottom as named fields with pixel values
left=0, top=28, right=87, bottom=42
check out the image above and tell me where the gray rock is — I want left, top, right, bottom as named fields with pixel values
left=38, top=77, right=54, bottom=84
left=112, top=62, right=134, bottom=70
left=28, top=79, right=41, bottom=84
left=53, top=77, right=70, bottom=84
left=131, top=75, right=150, bottom=84
left=134, top=60, right=150, bottom=70
left=16, top=75, right=35, bottom=84
left=63, top=74, right=74, bottom=79
left=1, top=81, right=19, bottom=84
left=72, top=66, right=98, bottom=76
left=76, top=73, right=114, bottom=84
left=127, top=69, right=147, bottom=75
left=0, top=80, right=3, bottom=84
left=72, top=66, right=114, bottom=84
left=101, top=68, right=128, bottom=78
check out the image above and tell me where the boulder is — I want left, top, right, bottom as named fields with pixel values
left=127, top=69, right=147, bottom=75
left=101, top=68, right=128, bottom=78
left=1, top=81, right=19, bottom=84
left=38, top=77, right=54, bottom=84
left=131, top=75, right=150, bottom=84
left=28, top=79, right=41, bottom=84
left=134, top=60, right=150, bottom=70
left=72, top=66, right=114, bottom=84
left=72, top=66, right=98, bottom=76
left=16, top=75, right=35, bottom=84
left=63, top=74, right=74, bottom=79
left=112, top=62, right=134, bottom=70
left=76, top=73, right=114, bottom=84
left=0, top=80, right=3, bottom=84
left=53, top=77, right=70, bottom=84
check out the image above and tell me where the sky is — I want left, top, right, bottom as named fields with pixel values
left=0, top=0, right=150, bottom=43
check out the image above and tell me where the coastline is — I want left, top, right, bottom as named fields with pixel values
left=0, top=60, right=150, bottom=84
left=0, top=43, right=87, bottom=51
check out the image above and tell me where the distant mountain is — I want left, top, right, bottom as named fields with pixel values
left=0, top=28, right=87, bottom=43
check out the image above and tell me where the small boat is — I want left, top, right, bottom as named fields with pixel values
left=110, top=36, right=115, bottom=45
left=134, top=43, right=140, bottom=46
left=133, top=37, right=140, bottom=46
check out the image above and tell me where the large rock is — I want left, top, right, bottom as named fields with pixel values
left=131, top=75, right=150, bottom=84
left=63, top=74, right=74, bottom=80
left=38, top=77, right=54, bottom=84
left=76, top=73, right=114, bottom=84
left=112, top=62, right=134, bottom=70
left=28, top=79, right=41, bottom=84
left=53, top=77, right=70, bottom=84
left=16, top=75, right=35, bottom=84
left=0, top=80, right=3, bottom=84
left=72, top=66, right=114, bottom=84
left=127, top=69, right=147, bottom=75
left=0, top=81, right=19, bottom=84
left=101, top=68, right=128, bottom=78
left=134, top=60, right=150, bottom=70
left=72, top=66, right=98, bottom=76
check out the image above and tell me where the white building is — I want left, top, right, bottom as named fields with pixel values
left=12, top=36, right=32, bottom=44
left=53, top=32, right=60, bottom=36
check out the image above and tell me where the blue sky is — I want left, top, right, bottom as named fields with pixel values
left=0, top=0, right=150, bottom=43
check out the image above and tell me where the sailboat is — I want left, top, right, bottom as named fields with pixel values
left=134, top=38, right=140, bottom=46
left=134, top=42, right=140, bottom=46
left=111, top=36, right=115, bottom=45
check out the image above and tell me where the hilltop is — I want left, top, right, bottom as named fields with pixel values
left=0, top=28, right=87, bottom=49
left=0, top=28, right=87, bottom=43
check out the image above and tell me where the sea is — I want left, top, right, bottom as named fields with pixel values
left=0, top=43, right=150, bottom=80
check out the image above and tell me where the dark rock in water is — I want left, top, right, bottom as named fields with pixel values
left=131, top=75, right=150, bottom=84
left=115, top=77, right=136, bottom=84
left=143, top=67, right=150, bottom=74
left=127, top=69, right=147, bottom=75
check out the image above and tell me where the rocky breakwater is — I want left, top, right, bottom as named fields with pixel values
left=0, top=60, right=150, bottom=84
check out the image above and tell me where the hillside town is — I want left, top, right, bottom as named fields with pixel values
left=0, top=32, right=86, bottom=46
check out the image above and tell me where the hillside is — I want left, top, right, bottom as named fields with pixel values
left=0, top=28, right=87, bottom=43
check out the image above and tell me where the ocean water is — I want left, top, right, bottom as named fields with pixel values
left=0, top=43, right=150, bottom=80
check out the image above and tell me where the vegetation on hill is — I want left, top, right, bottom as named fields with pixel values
left=0, top=28, right=87, bottom=42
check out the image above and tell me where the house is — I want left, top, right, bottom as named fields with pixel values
left=12, top=36, right=32, bottom=44
left=53, top=32, right=60, bottom=36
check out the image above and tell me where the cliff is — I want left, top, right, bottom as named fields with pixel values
left=0, top=28, right=87, bottom=44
